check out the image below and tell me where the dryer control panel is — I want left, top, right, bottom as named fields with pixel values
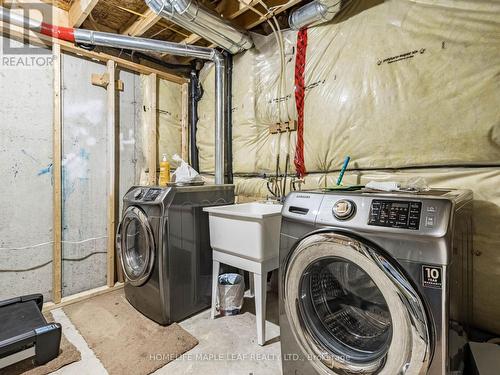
left=142, top=188, right=162, bottom=201
left=368, top=200, right=422, bottom=230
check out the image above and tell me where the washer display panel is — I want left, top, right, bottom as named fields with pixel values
left=284, top=232, right=430, bottom=374
left=117, top=206, right=155, bottom=286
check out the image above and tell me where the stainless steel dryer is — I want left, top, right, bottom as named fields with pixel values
left=117, top=184, right=234, bottom=325
left=279, top=189, right=472, bottom=374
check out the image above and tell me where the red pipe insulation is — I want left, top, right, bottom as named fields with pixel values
left=40, top=22, right=75, bottom=42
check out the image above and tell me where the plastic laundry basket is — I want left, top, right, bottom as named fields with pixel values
left=218, top=273, right=245, bottom=316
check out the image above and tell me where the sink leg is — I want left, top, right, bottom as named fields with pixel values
left=249, top=272, right=255, bottom=297
left=254, top=272, right=267, bottom=346
left=211, top=260, right=220, bottom=319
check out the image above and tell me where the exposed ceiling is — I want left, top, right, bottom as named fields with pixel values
left=52, top=0, right=303, bottom=54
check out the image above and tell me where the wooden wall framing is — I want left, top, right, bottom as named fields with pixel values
left=4, top=0, right=190, bottom=302
left=0, top=22, right=187, bottom=85
left=106, top=60, right=117, bottom=287
left=52, top=43, right=63, bottom=304
left=46, top=53, right=174, bottom=301
left=147, top=73, right=159, bottom=185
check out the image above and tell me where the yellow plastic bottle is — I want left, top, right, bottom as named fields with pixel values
left=159, top=154, right=170, bottom=186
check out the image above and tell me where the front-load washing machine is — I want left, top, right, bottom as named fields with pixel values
left=117, top=184, right=234, bottom=325
left=279, top=189, right=472, bottom=374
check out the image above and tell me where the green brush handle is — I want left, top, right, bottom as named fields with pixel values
left=336, top=156, right=351, bottom=186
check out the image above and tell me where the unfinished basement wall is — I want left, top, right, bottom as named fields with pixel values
left=60, top=54, right=108, bottom=297
left=0, top=36, right=54, bottom=301
left=196, top=0, right=500, bottom=333
left=158, top=79, right=182, bottom=165
left=0, top=37, right=145, bottom=301
left=142, top=75, right=183, bottom=177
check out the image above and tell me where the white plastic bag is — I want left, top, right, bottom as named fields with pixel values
left=365, top=177, right=430, bottom=192
left=171, top=154, right=204, bottom=183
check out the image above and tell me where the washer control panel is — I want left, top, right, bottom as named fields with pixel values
left=287, top=190, right=456, bottom=237
left=368, top=200, right=422, bottom=230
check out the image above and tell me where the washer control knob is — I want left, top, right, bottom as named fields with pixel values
left=332, top=199, right=356, bottom=220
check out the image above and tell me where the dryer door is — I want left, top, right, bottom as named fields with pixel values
left=283, top=232, right=431, bottom=374
left=117, top=206, right=155, bottom=286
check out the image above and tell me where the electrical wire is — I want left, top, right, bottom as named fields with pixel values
left=236, top=0, right=290, bottom=198
left=0, top=251, right=108, bottom=272
left=0, top=236, right=108, bottom=251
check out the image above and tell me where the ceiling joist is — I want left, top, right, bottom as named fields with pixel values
left=33, top=0, right=306, bottom=65
left=122, top=8, right=161, bottom=36
left=180, top=0, right=300, bottom=46
left=69, top=0, right=100, bottom=27
left=236, top=0, right=302, bottom=29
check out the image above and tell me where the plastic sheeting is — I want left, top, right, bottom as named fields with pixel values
left=141, top=76, right=182, bottom=169
left=158, top=79, right=182, bottom=164
left=197, top=0, right=500, bottom=175
left=195, top=0, right=500, bottom=334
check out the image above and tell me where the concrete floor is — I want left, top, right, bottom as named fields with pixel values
left=50, top=290, right=282, bottom=375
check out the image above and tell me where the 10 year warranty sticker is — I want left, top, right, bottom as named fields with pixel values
left=422, top=265, right=442, bottom=289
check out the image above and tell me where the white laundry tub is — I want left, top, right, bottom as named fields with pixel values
left=204, top=202, right=283, bottom=261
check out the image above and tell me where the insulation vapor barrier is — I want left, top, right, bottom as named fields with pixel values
left=198, top=0, right=500, bottom=175
left=195, top=0, right=500, bottom=334
left=157, top=79, right=182, bottom=165
left=141, top=75, right=182, bottom=170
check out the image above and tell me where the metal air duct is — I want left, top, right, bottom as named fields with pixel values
left=146, top=0, right=253, bottom=54
left=289, top=0, right=342, bottom=30
left=0, top=5, right=226, bottom=184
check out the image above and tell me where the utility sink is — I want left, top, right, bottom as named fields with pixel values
left=203, top=202, right=283, bottom=261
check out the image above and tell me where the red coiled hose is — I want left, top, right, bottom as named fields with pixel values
left=294, top=28, right=308, bottom=178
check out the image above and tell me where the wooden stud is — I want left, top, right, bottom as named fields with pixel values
left=269, top=123, right=281, bottom=134
left=68, top=0, right=100, bottom=27
left=147, top=74, right=158, bottom=185
left=269, top=120, right=297, bottom=134
left=181, top=82, right=189, bottom=161
left=42, top=0, right=72, bottom=12
left=181, top=33, right=202, bottom=45
left=43, top=283, right=124, bottom=312
left=91, top=72, right=124, bottom=91
left=52, top=43, right=62, bottom=304
left=106, top=60, right=117, bottom=287
left=0, top=23, right=187, bottom=84
left=284, top=120, right=297, bottom=132
left=14, top=0, right=70, bottom=26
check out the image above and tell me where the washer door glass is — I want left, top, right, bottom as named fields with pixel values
left=299, top=257, right=392, bottom=363
left=283, top=232, right=430, bottom=374
left=118, top=207, right=155, bottom=286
